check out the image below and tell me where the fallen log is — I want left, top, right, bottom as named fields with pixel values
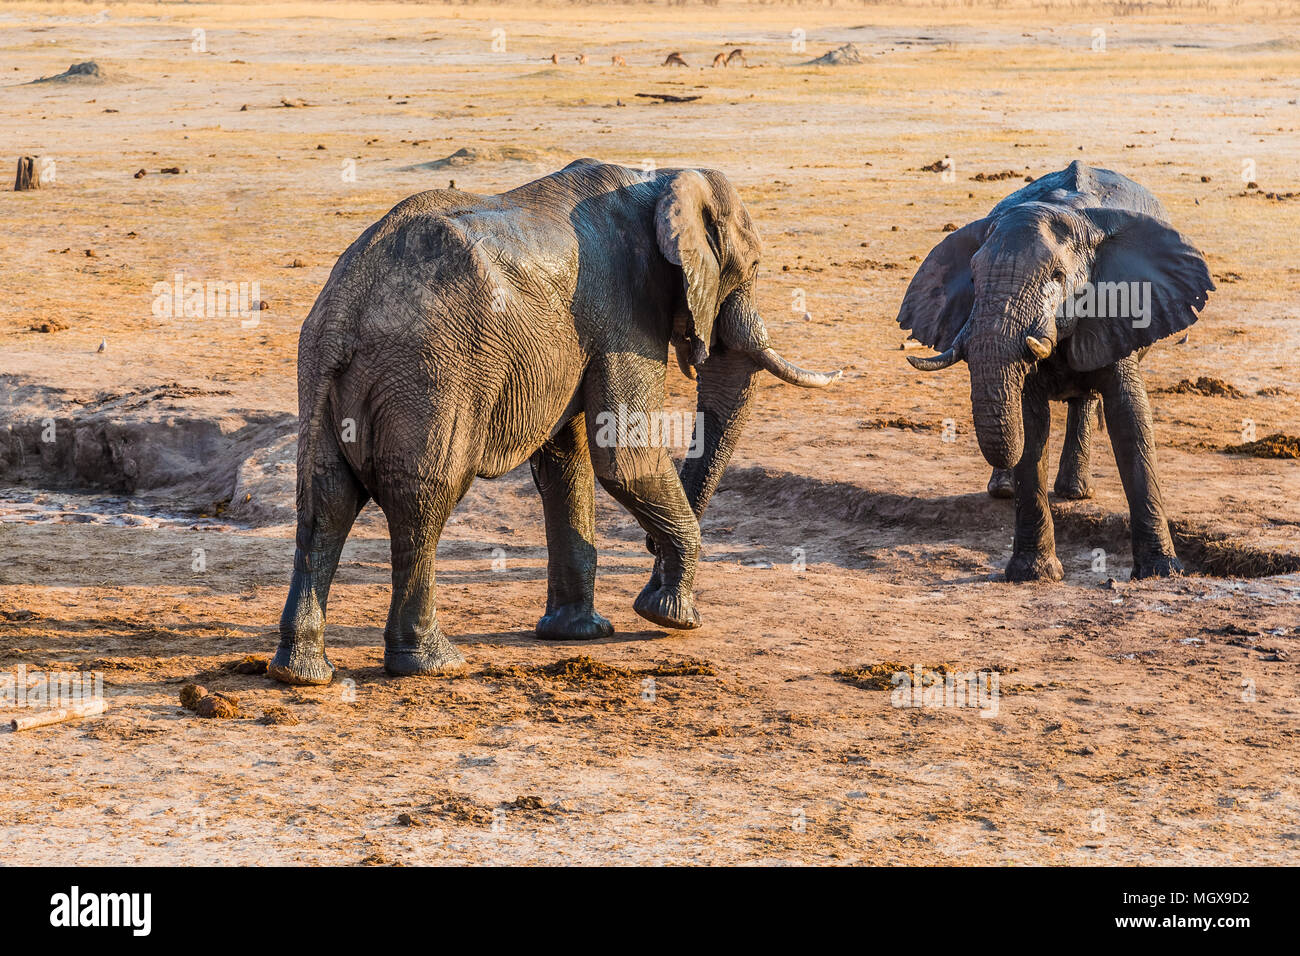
left=635, top=92, right=702, bottom=103
left=9, top=699, right=106, bottom=732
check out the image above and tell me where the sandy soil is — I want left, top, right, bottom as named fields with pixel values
left=0, top=1, right=1296, bottom=864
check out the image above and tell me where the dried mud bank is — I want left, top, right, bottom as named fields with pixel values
left=716, top=467, right=1300, bottom=580
left=0, top=382, right=295, bottom=523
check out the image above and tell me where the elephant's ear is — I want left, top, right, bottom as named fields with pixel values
left=896, top=217, right=990, bottom=351
left=1067, top=208, right=1214, bottom=372
left=656, top=170, right=722, bottom=364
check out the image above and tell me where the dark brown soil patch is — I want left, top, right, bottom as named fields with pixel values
left=1222, top=433, right=1300, bottom=460
left=480, top=655, right=717, bottom=682
left=1154, top=377, right=1245, bottom=398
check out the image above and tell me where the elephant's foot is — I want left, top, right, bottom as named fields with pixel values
left=987, top=469, right=1015, bottom=499
left=1131, top=553, right=1183, bottom=580
left=1004, top=551, right=1065, bottom=583
left=1053, top=473, right=1093, bottom=500
left=633, top=581, right=701, bottom=630
left=536, top=603, right=614, bottom=641
left=268, top=640, right=335, bottom=686
left=384, top=629, right=467, bottom=677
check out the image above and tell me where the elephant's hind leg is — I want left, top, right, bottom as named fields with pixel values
left=270, top=443, right=368, bottom=686
left=378, top=474, right=471, bottom=677
left=531, top=416, right=613, bottom=641
left=1053, top=395, right=1099, bottom=500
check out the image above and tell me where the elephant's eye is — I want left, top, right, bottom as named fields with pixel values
left=1051, top=270, right=1067, bottom=285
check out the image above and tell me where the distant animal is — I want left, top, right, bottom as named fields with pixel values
left=663, top=52, right=688, bottom=67
left=550, top=53, right=558, bottom=64
left=726, top=48, right=747, bottom=67
left=576, top=53, right=588, bottom=65
left=897, top=162, right=1213, bottom=582
left=611, top=55, right=626, bottom=67
left=270, top=159, right=840, bottom=685
left=712, top=52, right=727, bottom=68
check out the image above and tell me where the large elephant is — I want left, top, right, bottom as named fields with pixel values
left=897, top=162, right=1213, bottom=582
left=270, top=159, right=840, bottom=685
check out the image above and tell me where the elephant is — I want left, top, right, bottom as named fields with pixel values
left=897, top=161, right=1214, bottom=582
left=269, top=159, right=841, bottom=685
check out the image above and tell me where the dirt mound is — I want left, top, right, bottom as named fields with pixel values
left=30, top=61, right=110, bottom=84
left=804, top=43, right=866, bottom=66
left=1154, top=377, right=1245, bottom=398
left=1222, top=433, right=1300, bottom=460
left=413, top=146, right=565, bottom=171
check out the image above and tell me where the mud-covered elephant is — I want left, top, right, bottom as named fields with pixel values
left=897, top=162, right=1213, bottom=582
left=270, top=159, right=840, bottom=685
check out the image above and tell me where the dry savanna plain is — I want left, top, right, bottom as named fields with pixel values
left=0, top=0, right=1297, bottom=864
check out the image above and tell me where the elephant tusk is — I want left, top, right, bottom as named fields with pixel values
left=751, top=348, right=842, bottom=388
left=906, top=317, right=971, bottom=372
left=907, top=347, right=961, bottom=371
left=1025, top=335, right=1052, bottom=360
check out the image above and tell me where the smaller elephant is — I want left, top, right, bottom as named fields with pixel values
left=898, top=162, right=1214, bottom=581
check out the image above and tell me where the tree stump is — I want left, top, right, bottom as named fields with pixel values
left=14, top=156, right=44, bottom=191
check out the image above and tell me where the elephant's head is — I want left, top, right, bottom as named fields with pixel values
left=654, top=169, right=841, bottom=517
left=897, top=201, right=1213, bottom=469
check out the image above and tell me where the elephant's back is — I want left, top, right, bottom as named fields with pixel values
left=991, top=161, right=1168, bottom=221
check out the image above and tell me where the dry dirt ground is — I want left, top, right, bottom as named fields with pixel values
left=0, top=1, right=1297, bottom=864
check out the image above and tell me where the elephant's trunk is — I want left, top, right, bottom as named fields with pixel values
left=968, top=328, right=1028, bottom=470
left=679, top=346, right=763, bottom=518
left=678, top=296, right=838, bottom=517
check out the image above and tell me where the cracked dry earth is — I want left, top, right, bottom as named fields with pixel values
left=1, top=2, right=1298, bottom=864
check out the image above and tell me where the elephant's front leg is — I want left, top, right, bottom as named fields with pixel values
left=1054, top=395, right=1100, bottom=500
left=530, top=415, right=614, bottom=640
left=585, top=358, right=701, bottom=630
left=1005, top=383, right=1064, bottom=582
left=601, top=470, right=701, bottom=629
left=1098, top=358, right=1182, bottom=579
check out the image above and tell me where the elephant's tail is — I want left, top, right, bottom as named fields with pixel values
left=294, top=299, right=354, bottom=565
